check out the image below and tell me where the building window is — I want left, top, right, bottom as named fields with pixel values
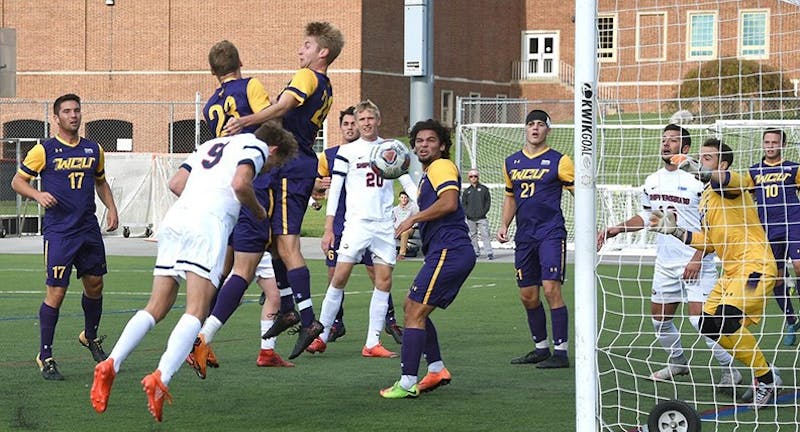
left=597, top=14, right=617, bottom=62
left=85, top=119, right=133, bottom=152
left=739, top=9, right=769, bottom=59
left=636, top=12, right=667, bottom=62
left=686, top=11, right=717, bottom=60
left=469, top=92, right=481, bottom=98
left=440, top=90, right=454, bottom=127
left=170, top=119, right=213, bottom=153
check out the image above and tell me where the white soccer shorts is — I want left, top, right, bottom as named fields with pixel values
left=153, top=209, right=235, bottom=288
left=651, top=260, right=717, bottom=304
left=255, top=251, right=275, bottom=280
left=338, top=219, right=396, bottom=266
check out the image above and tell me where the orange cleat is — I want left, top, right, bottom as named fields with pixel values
left=417, top=367, right=452, bottom=393
left=188, top=335, right=211, bottom=379
left=206, top=346, right=219, bottom=368
left=306, top=337, right=327, bottom=354
left=141, top=370, right=172, bottom=422
left=90, top=358, right=116, bottom=413
left=256, top=349, right=295, bottom=367
left=361, top=342, right=398, bottom=358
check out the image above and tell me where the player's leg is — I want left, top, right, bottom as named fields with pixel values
left=317, top=260, right=356, bottom=343
left=362, top=262, right=397, bottom=357
left=75, top=231, right=111, bottom=362
left=257, top=261, right=294, bottom=367
left=326, top=236, right=346, bottom=341
left=770, top=241, right=797, bottom=345
left=532, top=238, right=570, bottom=368
left=510, top=240, right=548, bottom=364
left=647, top=263, right=688, bottom=380
left=785, top=238, right=800, bottom=345
left=91, top=274, right=178, bottom=414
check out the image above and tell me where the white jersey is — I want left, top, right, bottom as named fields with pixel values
left=172, top=133, right=268, bottom=219
left=638, top=167, right=712, bottom=265
left=327, top=136, right=415, bottom=223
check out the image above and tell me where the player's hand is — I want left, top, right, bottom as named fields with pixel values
left=669, top=154, right=712, bottom=182
left=320, top=230, right=334, bottom=253
left=35, top=191, right=58, bottom=209
left=596, top=227, right=620, bottom=251
left=395, top=219, right=414, bottom=238
left=648, top=210, right=687, bottom=241
left=682, top=259, right=701, bottom=283
left=106, top=208, right=119, bottom=232
left=496, top=226, right=510, bottom=243
left=253, top=204, right=267, bottom=220
left=223, top=117, right=244, bottom=136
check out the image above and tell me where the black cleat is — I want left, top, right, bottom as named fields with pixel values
left=536, top=354, right=570, bottom=369
left=385, top=322, right=404, bottom=344
left=510, top=349, right=551, bottom=365
left=329, top=322, right=346, bottom=342
left=79, top=331, right=109, bottom=362
left=288, top=320, right=324, bottom=359
left=262, top=309, right=301, bottom=339
left=36, top=355, right=65, bottom=381
left=258, top=292, right=267, bottom=306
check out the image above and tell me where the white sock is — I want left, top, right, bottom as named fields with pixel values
left=689, top=315, right=733, bottom=366
left=318, top=285, right=344, bottom=342
left=428, top=360, right=445, bottom=373
left=261, top=319, right=276, bottom=350
left=400, top=374, right=417, bottom=390
left=156, top=314, right=201, bottom=385
left=535, top=340, right=550, bottom=350
left=554, top=341, right=568, bottom=352
left=109, top=310, right=156, bottom=373
left=366, top=288, right=390, bottom=348
left=652, top=318, right=684, bottom=361
left=199, top=315, right=223, bottom=344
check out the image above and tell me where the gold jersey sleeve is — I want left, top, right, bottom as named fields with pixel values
left=317, top=152, right=330, bottom=177
left=427, top=159, right=460, bottom=195
left=283, top=68, right=319, bottom=105
left=558, top=154, right=575, bottom=191
left=246, top=77, right=271, bottom=113
left=18, top=142, right=46, bottom=179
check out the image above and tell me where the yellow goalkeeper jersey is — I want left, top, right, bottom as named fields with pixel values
left=688, top=171, right=776, bottom=278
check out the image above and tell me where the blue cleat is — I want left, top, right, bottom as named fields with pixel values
left=783, top=322, right=798, bottom=346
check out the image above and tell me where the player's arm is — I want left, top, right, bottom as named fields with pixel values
left=226, top=96, right=299, bottom=135
left=11, top=144, right=57, bottom=208
left=497, top=162, right=515, bottom=243
left=648, top=210, right=714, bottom=253
left=398, top=173, right=418, bottom=202
left=597, top=215, right=646, bottom=251
left=232, top=163, right=266, bottom=220
left=94, top=149, right=119, bottom=231
left=559, top=155, right=576, bottom=197
left=168, top=165, right=191, bottom=197
left=322, top=153, right=347, bottom=250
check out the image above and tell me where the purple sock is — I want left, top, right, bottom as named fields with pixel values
left=210, top=274, right=249, bottom=324
left=39, top=303, right=59, bottom=359
left=526, top=304, right=548, bottom=344
left=774, top=283, right=797, bottom=324
left=287, top=267, right=314, bottom=326
left=422, top=317, right=442, bottom=364
left=401, top=328, right=426, bottom=377
left=551, top=305, right=569, bottom=352
left=272, top=257, right=295, bottom=313
left=385, top=292, right=397, bottom=324
left=81, top=294, right=103, bottom=340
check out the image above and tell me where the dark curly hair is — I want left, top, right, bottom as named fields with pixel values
left=409, top=119, right=452, bottom=160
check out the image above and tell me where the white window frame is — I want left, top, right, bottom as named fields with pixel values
left=520, top=31, right=559, bottom=79
left=635, top=11, right=667, bottom=62
left=686, top=11, right=718, bottom=61
left=440, top=90, right=454, bottom=127
left=738, top=9, right=769, bottom=60
left=597, top=13, right=618, bottom=63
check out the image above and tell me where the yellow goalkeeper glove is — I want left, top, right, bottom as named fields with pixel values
left=649, top=209, right=687, bottom=242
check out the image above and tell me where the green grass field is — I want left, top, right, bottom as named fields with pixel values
left=0, top=254, right=575, bottom=431
left=3, top=253, right=799, bottom=431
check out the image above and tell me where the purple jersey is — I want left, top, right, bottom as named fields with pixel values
left=502, top=147, right=575, bottom=242
left=416, top=158, right=471, bottom=254
left=748, top=159, right=800, bottom=241
left=319, top=145, right=347, bottom=236
left=203, top=77, right=270, bottom=137
left=18, top=137, right=106, bottom=236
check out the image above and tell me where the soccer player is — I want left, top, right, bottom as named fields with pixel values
left=497, top=109, right=572, bottom=369
left=185, top=40, right=293, bottom=376
left=11, top=93, right=119, bottom=381
left=651, top=138, right=781, bottom=408
left=89, top=123, right=297, bottom=422
left=307, top=100, right=416, bottom=358
left=379, top=119, right=476, bottom=398
left=313, top=106, right=403, bottom=345
left=746, top=128, right=800, bottom=346
left=224, top=22, right=345, bottom=356
left=597, top=124, right=741, bottom=389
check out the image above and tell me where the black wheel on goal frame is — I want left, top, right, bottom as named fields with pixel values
left=647, top=399, right=701, bottom=432
left=123, top=226, right=131, bottom=238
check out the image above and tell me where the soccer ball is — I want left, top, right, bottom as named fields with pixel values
left=369, top=139, right=411, bottom=179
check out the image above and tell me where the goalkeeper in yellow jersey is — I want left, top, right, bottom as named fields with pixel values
left=650, top=137, right=780, bottom=408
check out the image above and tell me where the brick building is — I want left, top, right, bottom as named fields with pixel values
left=0, top=0, right=797, bottom=153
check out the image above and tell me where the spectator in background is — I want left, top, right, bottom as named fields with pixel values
left=393, top=191, right=420, bottom=260
left=462, top=169, right=494, bottom=260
